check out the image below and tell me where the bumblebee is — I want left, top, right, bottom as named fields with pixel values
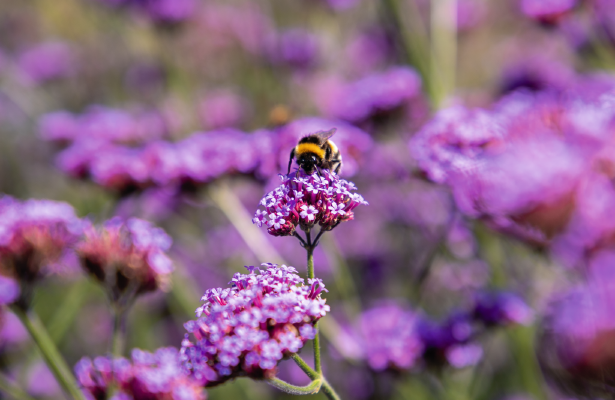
left=288, top=128, right=343, bottom=175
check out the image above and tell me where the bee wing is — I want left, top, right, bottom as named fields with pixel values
left=312, top=128, right=337, bottom=145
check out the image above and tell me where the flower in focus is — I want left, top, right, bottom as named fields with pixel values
left=253, top=169, right=368, bottom=237
left=180, top=264, right=329, bottom=385
left=359, top=304, right=423, bottom=371
left=0, top=197, right=84, bottom=300
left=75, top=347, right=205, bottom=400
left=76, top=217, right=173, bottom=299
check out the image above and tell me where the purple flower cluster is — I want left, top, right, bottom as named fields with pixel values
left=520, top=0, right=577, bottom=23
left=314, top=66, right=422, bottom=123
left=93, top=0, right=197, bottom=23
left=359, top=293, right=532, bottom=371
left=75, top=347, right=205, bottom=400
left=252, top=169, right=368, bottom=237
left=16, top=41, right=75, bottom=85
left=40, top=106, right=171, bottom=146
left=267, top=29, right=319, bottom=70
left=409, top=79, right=615, bottom=254
left=180, top=264, right=329, bottom=385
left=0, top=197, right=84, bottom=291
left=77, top=217, right=173, bottom=297
left=359, top=304, right=423, bottom=371
left=538, top=253, right=615, bottom=398
left=41, top=109, right=373, bottom=193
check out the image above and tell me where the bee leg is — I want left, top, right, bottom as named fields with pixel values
left=330, top=159, right=342, bottom=175
left=287, top=148, right=295, bottom=175
left=316, top=165, right=322, bottom=177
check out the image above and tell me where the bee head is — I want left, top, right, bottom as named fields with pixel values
left=298, top=153, right=318, bottom=174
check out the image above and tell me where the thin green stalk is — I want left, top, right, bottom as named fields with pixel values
left=209, top=182, right=285, bottom=265
left=10, top=306, right=86, bottom=400
left=307, top=242, right=315, bottom=280
left=320, top=379, right=342, bottom=400
left=430, top=0, right=458, bottom=108
left=0, top=371, right=37, bottom=400
left=266, top=377, right=322, bottom=395
left=290, top=353, right=319, bottom=381
left=313, top=321, right=322, bottom=375
left=111, top=306, right=127, bottom=358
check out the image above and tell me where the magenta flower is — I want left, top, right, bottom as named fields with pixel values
left=253, top=169, right=367, bottom=237
left=0, top=197, right=84, bottom=296
left=75, top=347, right=205, bottom=400
left=359, top=304, right=423, bottom=371
left=409, top=85, right=615, bottom=245
left=538, top=256, right=615, bottom=397
left=520, top=0, right=577, bottom=23
left=17, top=41, right=75, bottom=85
left=76, top=217, right=173, bottom=297
left=180, top=264, right=329, bottom=385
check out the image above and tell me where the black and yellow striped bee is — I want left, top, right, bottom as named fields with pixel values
left=288, top=128, right=343, bottom=176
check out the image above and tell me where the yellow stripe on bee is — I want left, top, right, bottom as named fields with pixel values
left=296, top=143, right=325, bottom=159
left=327, top=140, right=339, bottom=154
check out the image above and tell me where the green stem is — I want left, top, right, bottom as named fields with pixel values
left=0, top=371, right=37, bottom=400
left=290, top=354, right=319, bottom=381
left=10, top=306, right=86, bottom=400
left=266, top=377, right=321, bottom=395
left=307, top=243, right=315, bottom=280
left=430, top=0, right=457, bottom=108
left=320, top=379, right=342, bottom=400
left=111, top=306, right=127, bottom=358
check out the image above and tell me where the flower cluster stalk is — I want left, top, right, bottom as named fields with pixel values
left=10, top=305, right=86, bottom=400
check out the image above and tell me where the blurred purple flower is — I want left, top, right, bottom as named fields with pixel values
left=457, top=0, right=486, bottom=31
left=0, top=310, right=27, bottom=346
left=253, top=169, right=367, bottom=237
left=180, top=264, right=329, bottom=385
left=0, top=276, right=19, bottom=305
left=344, top=29, right=392, bottom=75
left=40, top=105, right=170, bottom=146
left=314, top=67, right=422, bottom=123
left=520, top=0, right=577, bottom=24
left=268, top=29, right=319, bottom=69
left=27, top=362, right=61, bottom=397
left=499, top=56, right=576, bottom=94
left=538, top=257, right=615, bottom=398
left=359, top=304, right=423, bottom=371
left=409, top=85, right=615, bottom=245
left=198, top=90, right=249, bottom=129
left=77, top=217, right=173, bottom=297
left=0, top=197, right=84, bottom=289
left=417, top=312, right=481, bottom=368
left=75, top=347, right=205, bottom=400
left=17, top=41, right=75, bottom=85
left=473, top=291, right=533, bottom=326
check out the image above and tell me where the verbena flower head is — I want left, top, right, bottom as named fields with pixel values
left=538, top=258, right=615, bottom=398
left=409, top=84, right=615, bottom=245
left=76, top=217, right=173, bottom=298
left=520, top=0, right=577, bottom=24
left=17, top=41, right=75, bottom=85
left=472, top=291, right=534, bottom=326
left=252, top=169, right=368, bottom=237
left=359, top=304, right=423, bottom=371
left=180, top=263, right=329, bottom=386
left=75, top=347, right=205, bottom=400
left=0, top=197, right=84, bottom=289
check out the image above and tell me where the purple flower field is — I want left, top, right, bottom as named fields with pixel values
left=1, top=1, right=615, bottom=400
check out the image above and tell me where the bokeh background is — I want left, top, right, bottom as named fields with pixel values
left=1, top=0, right=614, bottom=399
